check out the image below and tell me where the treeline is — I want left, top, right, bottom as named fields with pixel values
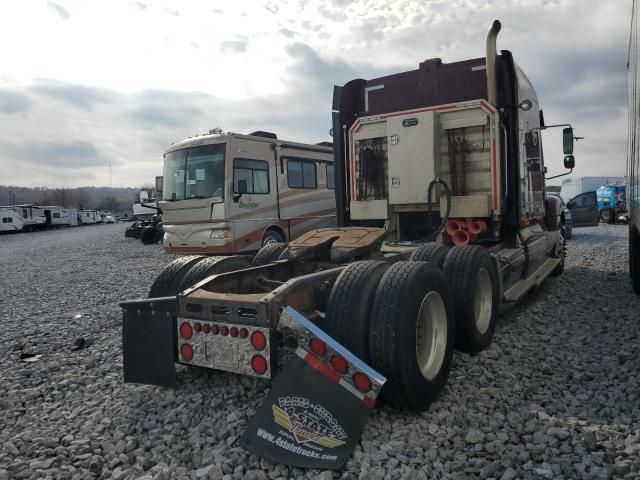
left=0, top=185, right=153, bottom=213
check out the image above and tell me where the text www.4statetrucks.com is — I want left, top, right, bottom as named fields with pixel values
left=256, top=428, right=339, bottom=461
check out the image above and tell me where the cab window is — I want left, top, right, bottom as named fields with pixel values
left=233, top=159, right=270, bottom=194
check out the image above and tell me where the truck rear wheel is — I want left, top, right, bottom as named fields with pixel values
left=443, top=246, right=499, bottom=354
left=631, top=224, right=640, bottom=295
left=409, top=242, right=449, bottom=268
left=179, top=255, right=252, bottom=291
left=600, top=208, right=613, bottom=223
left=251, top=242, right=289, bottom=266
left=324, top=260, right=390, bottom=361
left=140, top=225, right=161, bottom=244
left=148, top=255, right=205, bottom=298
left=368, top=261, right=455, bottom=410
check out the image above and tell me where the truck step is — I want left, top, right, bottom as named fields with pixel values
left=503, top=257, right=561, bottom=304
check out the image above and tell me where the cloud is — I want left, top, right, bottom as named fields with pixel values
left=134, top=1, right=147, bottom=10
left=47, top=2, right=70, bottom=19
left=29, top=80, right=114, bottom=110
left=128, top=103, right=203, bottom=128
left=264, top=2, right=279, bottom=14
left=0, top=90, right=31, bottom=114
left=220, top=37, right=249, bottom=54
left=1, top=140, right=108, bottom=168
left=164, top=6, right=179, bottom=16
left=279, top=28, right=296, bottom=39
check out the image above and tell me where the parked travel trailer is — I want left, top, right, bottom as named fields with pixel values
left=78, top=210, right=101, bottom=225
left=14, top=205, right=46, bottom=230
left=161, top=130, right=335, bottom=254
left=628, top=0, right=640, bottom=294
left=42, top=206, right=78, bottom=227
left=0, top=208, right=24, bottom=233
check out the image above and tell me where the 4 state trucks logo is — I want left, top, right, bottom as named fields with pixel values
left=272, top=396, right=347, bottom=448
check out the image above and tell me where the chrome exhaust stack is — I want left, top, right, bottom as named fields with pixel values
left=485, top=20, right=501, bottom=107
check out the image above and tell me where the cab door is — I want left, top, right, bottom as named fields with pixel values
left=227, top=140, right=279, bottom=251
left=567, top=191, right=599, bottom=227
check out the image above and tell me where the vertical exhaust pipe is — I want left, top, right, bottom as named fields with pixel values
left=485, top=20, right=501, bottom=107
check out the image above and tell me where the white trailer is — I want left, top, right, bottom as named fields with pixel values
left=560, top=176, right=624, bottom=202
left=12, top=205, right=47, bottom=230
left=78, top=210, right=101, bottom=225
left=41, top=206, right=78, bottom=227
left=0, top=208, right=24, bottom=233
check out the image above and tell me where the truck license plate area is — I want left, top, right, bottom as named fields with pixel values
left=176, top=317, right=272, bottom=378
left=205, top=341, right=238, bottom=369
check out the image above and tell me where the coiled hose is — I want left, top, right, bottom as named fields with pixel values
left=426, top=178, right=452, bottom=242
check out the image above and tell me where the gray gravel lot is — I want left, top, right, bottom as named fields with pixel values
left=1, top=223, right=639, bottom=480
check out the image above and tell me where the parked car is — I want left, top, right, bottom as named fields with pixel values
left=566, top=191, right=600, bottom=228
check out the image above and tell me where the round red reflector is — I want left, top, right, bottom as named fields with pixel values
left=352, top=372, right=372, bottom=393
left=180, top=343, right=193, bottom=362
left=194, top=322, right=202, bottom=333
left=239, top=328, right=248, bottom=339
left=251, top=331, right=267, bottom=351
left=310, top=338, right=327, bottom=357
left=330, top=355, right=348, bottom=374
left=211, top=325, right=220, bottom=335
left=251, top=355, right=268, bottom=375
left=179, top=322, right=193, bottom=340
left=220, top=326, right=229, bottom=336
left=230, top=327, right=238, bottom=338
left=202, top=324, right=211, bottom=334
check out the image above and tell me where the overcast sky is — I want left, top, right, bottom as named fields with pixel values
left=0, top=0, right=631, bottom=188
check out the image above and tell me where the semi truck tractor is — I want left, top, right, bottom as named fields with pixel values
left=628, top=0, right=640, bottom=294
left=121, top=20, right=577, bottom=469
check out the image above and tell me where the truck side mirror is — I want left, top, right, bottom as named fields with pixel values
left=562, top=127, right=574, bottom=155
left=567, top=199, right=577, bottom=209
left=564, top=155, right=575, bottom=169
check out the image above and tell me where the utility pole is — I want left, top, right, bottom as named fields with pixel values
left=109, top=159, right=112, bottom=188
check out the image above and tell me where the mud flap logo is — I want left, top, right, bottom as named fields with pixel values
left=240, top=355, right=370, bottom=469
left=272, top=397, right=346, bottom=448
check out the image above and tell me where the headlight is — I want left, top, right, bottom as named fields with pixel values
left=210, top=229, right=231, bottom=239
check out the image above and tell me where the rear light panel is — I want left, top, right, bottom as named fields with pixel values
left=176, top=317, right=271, bottom=378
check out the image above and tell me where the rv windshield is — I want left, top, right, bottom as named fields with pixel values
left=163, top=143, right=226, bottom=201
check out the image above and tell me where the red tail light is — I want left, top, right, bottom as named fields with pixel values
left=194, top=322, right=202, bottom=333
left=179, top=322, right=192, bottom=340
left=310, top=338, right=327, bottom=357
left=220, top=326, right=229, bottom=336
left=180, top=344, right=193, bottom=362
left=202, top=324, right=211, bottom=334
left=352, top=372, right=372, bottom=393
left=330, top=355, right=348, bottom=374
left=251, top=331, right=267, bottom=351
left=239, top=328, right=248, bottom=338
left=211, top=325, right=220, bottom=335
left=230, top=327, right=238, bottom=338
left=251, top=354, right=267, bottom=375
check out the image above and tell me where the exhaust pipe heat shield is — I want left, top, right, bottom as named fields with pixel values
left=240, top=307, right=386, bottom=470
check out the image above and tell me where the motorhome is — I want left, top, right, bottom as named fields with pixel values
left=161, top=130, right=335, bottom=254
left=0, top=208, right=24, bottom=233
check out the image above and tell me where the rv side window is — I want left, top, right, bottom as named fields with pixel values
left=326, top=164, right=335, bottom=190
left=233, top=159, right=270, bottom=194
left=288, top=160, right=317, bottom=189
left=53, top=213, right=60, bottom=218
left=2, top=217, right=12, bottom=223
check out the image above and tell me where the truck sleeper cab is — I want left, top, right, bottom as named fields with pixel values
left=161, top=131, right=336, bottom=255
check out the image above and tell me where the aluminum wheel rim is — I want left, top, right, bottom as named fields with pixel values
left=415, top=291, right=448, bottom=381
left=474, top=268, right=493, bottom=334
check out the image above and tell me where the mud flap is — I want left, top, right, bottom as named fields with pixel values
left=240, top=307, right=386, bottom=469
left=120, top=297, right=177, bottom=388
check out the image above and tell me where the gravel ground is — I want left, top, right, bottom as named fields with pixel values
left=1, top=223, right=639, bottom=480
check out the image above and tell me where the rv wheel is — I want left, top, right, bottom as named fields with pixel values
left=369, top=261, right=455, bottom=410
left=179, top=255, right=252, bottom=291
left=409, top=242, right=449, bottom=269
left=251, top=242, right=289, bottom=266
left=443, top=246, right=499, bottom=354
left=148, top=255, right=206, bottom=298
left=262, top=229, right=285, bottom=247
left=324, top=260, right=390, bottom=361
